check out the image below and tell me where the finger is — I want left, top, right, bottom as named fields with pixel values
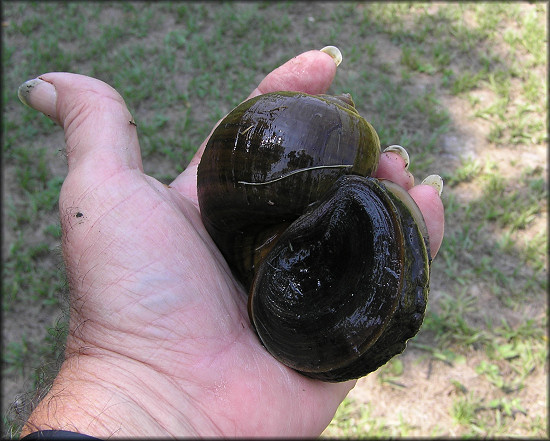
left=171, top=48, right=340, bottom=203
left=374, top=146, right=414, bottom=190
left=247, top=48, right=339, bottom=99
left=409, top=182, right=445, bottom=258
left=373, top=145, right=444, bottom=256
left=18, top=72, right=143, bottom=174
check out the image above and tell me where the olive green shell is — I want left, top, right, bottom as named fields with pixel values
left=249, top=176, right=430, bottom=381
left=198, top=92, right=380, bottom=285
left=197, top=91, right=431, bottom=382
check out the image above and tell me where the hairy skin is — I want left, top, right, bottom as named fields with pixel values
left=19, top=50, right=444, bottom=438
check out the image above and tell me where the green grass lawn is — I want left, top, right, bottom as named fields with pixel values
left=2, top=2, right=547, bottom=438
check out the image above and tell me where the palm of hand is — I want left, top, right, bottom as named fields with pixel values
left=21, top=50, right=443, bottom=437
left=59, top=140, right=349, bottom=436
left=53, top=83, right=352, bottom=438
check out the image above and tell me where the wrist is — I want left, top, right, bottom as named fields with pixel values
left=21, top=346, right=217, bottom=438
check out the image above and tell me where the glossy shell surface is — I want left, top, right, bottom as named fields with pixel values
left=198, top=92, right=380, bottom=285
left=249, top=176, right=430, bottom=381
left=197, top=91, right=431, bottom=382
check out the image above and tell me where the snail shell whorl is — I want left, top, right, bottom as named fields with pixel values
left=197, top=92, right=380, bottom=285
left=248, top=176, right=430, bottom=382
left=197, top=91, right=430, bottom=382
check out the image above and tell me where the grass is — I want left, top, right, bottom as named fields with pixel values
left=2, top=1, right=547, bottom=438
left=323, top=396, right=419, bottom=437
left=450, top=393, right=532, bottom=437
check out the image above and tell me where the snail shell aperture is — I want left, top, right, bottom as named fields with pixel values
left=197, top=91, right=431, bottom=382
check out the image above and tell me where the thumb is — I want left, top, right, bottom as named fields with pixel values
left=18, top=72, right=143, bottom=174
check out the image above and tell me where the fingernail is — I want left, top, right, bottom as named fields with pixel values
left=384, top=144, right=410, bottom=169
left=421, top=174, right=444, bottom=196
left=17, top=78, right=57, bottom=120
left=320, top=46, right=342, bottom=66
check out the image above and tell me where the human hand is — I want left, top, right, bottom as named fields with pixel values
left=19, top=49, right=444, bottom=438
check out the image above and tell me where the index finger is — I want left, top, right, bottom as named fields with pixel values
left=247, top=48, right=340, bottom=99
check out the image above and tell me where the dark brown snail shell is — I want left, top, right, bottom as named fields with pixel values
left=197, top=91, right=431, bottom=382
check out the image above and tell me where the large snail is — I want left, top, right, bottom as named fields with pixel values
left=197, top=91, right=431, bottom=382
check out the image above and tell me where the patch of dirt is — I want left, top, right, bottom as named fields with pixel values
left=345, top=347, right=547, bottom=437
left=330, top=4, right=548, bottom=435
